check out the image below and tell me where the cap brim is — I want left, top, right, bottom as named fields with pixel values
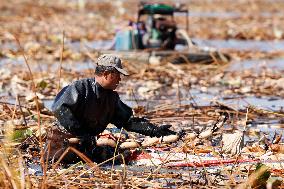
left=115, top=67, right=129, bottom=76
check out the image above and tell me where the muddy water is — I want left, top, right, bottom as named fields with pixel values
left=2, top=39, right=284, bottom=112
left=228, top=58, right=284, bottom=71
left=2, top=38, right=284, bottom=104
left=1, top=39, right=284, bottom=143
left=2, top=34, right=283, bottom=187
left=193, top=38, right=284, bottom=52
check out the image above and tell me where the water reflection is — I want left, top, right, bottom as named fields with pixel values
left=0, top=58, right=95, bottom=72
left=120, top=90, right=284, bottom=112
left=80, top=38, right=284, bottom=53
left=193, top=38, right=284, bottom=52
left=228, top=58, right=284, bottom=71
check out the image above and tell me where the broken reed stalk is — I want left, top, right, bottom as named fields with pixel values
left=29, top=110, right=53, bottom=118
left=177, top=77, right=181, bottom=114
left=135, top=149, right=182, bottom=186
left=244, top=107, right=249, bottom=130
left=111, top=128, right=124, bottom=180
left=14, top=35, right=45, bottom=187
left=48, top=148, right=108, bottom=186
left=10, top=96, right=17, bottom=123
left=65, top=153, right=129, bottom=187
left=186, top=85, right=198, bottom=108
left=0, top=79, right=30, bottom=188
left=0, top=147, right=28, bottom=188
left=83, top=43, right=99, bottom=62
left=1, top=159, right=18, bottom=189
left=250, top=105, right=284, bottom=117
left=262, top=136, right=284, bottom=170
left=185, top=140, right=213, bottom=185
left=50, top=146, right=133, bottom=183
left=230, top=157, right=246, bottom=186
left=214, top=153, right=238, bottom=186
left=16, top=95, right=28, bottom=127
left=52, top=161, right=83, bottom=180
left=51, top=147, right=96, bottom=171
left=236, top=165, right=269, bottom=189
left=57, top=30, right=65, bottom=93
left=209, top=52, right=221, bottom=65
left=120, top=155, right=126, bottom=181
left=17, top=149, right=26, bottom=189
left=43, top=31, right=64, bottom=186
left=183, top=116, right=236, bottom=186
left=43, top=141, right=51, bottom=182
left=0, top=101, right=28, bottom=109
left=130, top=88, right=139, bottom=107
left=179, top=54, right=191, bottom=64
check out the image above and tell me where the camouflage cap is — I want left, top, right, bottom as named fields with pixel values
left=96, top=54, right=129, bottom=76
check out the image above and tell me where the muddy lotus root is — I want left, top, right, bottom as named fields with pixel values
left=222, top=130, right=244, bottom=155
left=120, top=141, right=140, bottom=149
left=96, top=137, right=116, bottom=147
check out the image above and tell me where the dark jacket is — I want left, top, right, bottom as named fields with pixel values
left=52, top=78, right=176, bottom=138
left=51, top=78, right=132, bottom=136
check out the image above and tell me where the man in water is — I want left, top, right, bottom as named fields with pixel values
left=47, top=54, right=176, bottom=163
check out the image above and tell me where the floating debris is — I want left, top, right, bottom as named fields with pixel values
left=1, top=0, right=284, bottom=188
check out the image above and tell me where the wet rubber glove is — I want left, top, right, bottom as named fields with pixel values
left=151, top=124, right=176, bottom=137
left=124, top=117, right=176, bottom=137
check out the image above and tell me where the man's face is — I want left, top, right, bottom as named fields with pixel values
left=103, top=70, right=121, bottom=90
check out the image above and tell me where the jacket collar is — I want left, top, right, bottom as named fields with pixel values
left=92, top=79, right=112, bottom=99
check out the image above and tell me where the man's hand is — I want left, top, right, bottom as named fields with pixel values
left=152, top=124, right=176, bottom=137
left=125, top=117, right=177, bottom=137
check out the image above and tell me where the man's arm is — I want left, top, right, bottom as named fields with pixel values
left=110, top=98, right=133, bottom=128
left=111, top=98, right=176, bottom=137
left=52, top=83, right=86, bottom=136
